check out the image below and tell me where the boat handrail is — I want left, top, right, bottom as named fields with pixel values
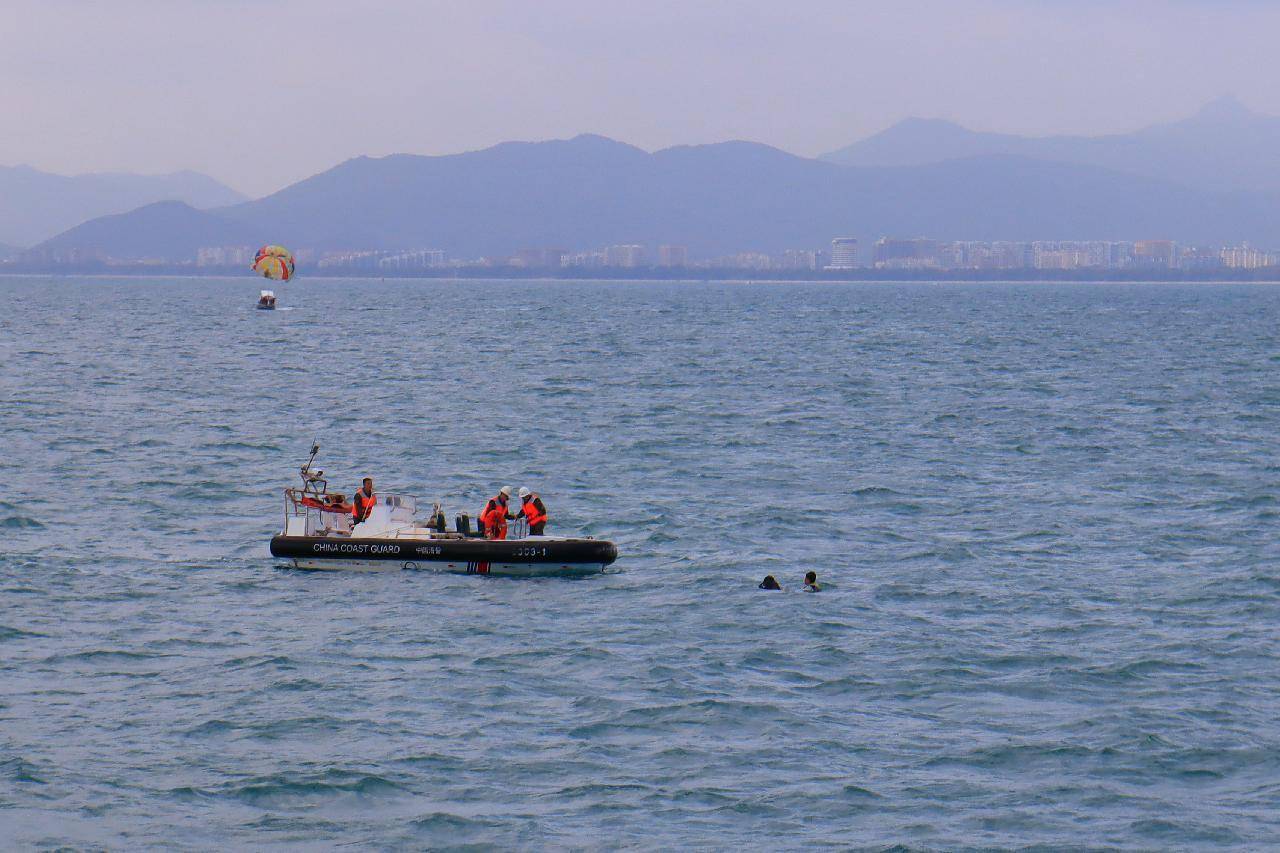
left=362, top=515, right=531, bottom=541
left=280, top=479, right=535, bottom=541
left=283, top=486, right=353, bottom=536
left=284, top=486, right=418, bottom=509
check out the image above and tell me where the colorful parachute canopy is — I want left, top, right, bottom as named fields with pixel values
left=252, top=245, right=295, bottom=281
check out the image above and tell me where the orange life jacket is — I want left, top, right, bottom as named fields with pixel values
left=481, top=496, right=509, bottom=539
left=521, top=495, right=547, bottom=528
left=353, top=488, right=377, bottom=522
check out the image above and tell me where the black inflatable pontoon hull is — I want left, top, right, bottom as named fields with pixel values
left=270, top=534, right=617, bottom=575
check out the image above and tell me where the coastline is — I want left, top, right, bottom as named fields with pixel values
left=4, top=266, right=1280, bottom=284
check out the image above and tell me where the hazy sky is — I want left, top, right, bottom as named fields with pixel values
left=3, top=0, right=1279, bottom=194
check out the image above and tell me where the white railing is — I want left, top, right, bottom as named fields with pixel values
left=283, top=488, right=353, bottom=536
left=284, top=487, right=533, bottom=540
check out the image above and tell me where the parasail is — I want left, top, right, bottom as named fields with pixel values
left=252, top=245, right=295, bottom=281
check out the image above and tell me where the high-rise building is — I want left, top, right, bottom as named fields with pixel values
left=1221, top=244, right=1273, bottom=269
left=826, top=237, right=858, bottom=270
left=318, top=250, right=384, bottom=269
left=1133, top=240, right=1177, bottom=269
left=606, top=245, right=645, bottom=268
left=778, top=249, right=819, bottom=270
left=722, top=252, right=772, bottom=270
left=873, top=238, right=939, bottom=269
left=378, top=249, right=447, bottom=269
left=658, top=245, right=688, bottom=267
left=933, top=242, right=964, bottom=269
left=1107, top=242, right=1134, bottom=269
left=1031, top=241, right=1108, bottom=270
left=1180, top=246, right=1223, bottom=270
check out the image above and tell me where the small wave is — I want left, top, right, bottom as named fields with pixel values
left=1084, top=658, right=1205, bottom=681
left=852, top=486, right=906, bottom=497
left=394, top=753, right=467, bottom=772
left=664, top=787, right=738, bottom=807
left=1054, top=425, right=1101, bottom=436
left=0, top=624, right=48, bottom=642
left=1129, top=818, right=1242, bottom=845
left=176, top=772, right=409, bottom=808
left=182, top=719, right=238, bottom=737
left=244, top=715, right=348, bottom=740
left=1176, top=768, right=1225, bottom=781
left=239, top=774, right=407, bottom=802
left=42, top=649, right=169, bottom=664
left=0, top=756, right=46, bottom=784
left=1, top=516, right=44, bottom=529
left=840, top=784, right=883, bottom=800
left=409, top=812, right=505, bottom=834
left=199, top=440, right=283, bottom=453
left=550, top=782, right=652, bottom=799
left=925, top=743, right=1097, bottom=770
left=568, top=698, right=784, bottom=738
left=268, top=677, right=325, bottom=692
left=709, top=797, right=790, bottom=818
left=222, top=654, right=297, bottom=670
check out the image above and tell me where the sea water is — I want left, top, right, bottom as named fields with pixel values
left=2, top=277, right=1278, bottom=848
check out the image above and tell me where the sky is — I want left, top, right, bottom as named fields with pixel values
left=3, top=0, right=1279, bottom=195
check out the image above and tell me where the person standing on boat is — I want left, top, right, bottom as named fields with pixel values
left=516, top=487, right=548, bottom=535
left=352, top=478, right=377, bottom=525
left=480, top=486, right=515, bottom=540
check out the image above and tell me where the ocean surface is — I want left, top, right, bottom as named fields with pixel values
left=2, top=276, right=1279, bottom=849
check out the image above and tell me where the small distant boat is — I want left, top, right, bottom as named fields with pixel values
left=256, top=290, right=277, bottom=310
left=268, top=446, right=618, bottom=575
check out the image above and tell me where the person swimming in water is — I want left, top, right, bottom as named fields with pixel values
left=803, top=571, right=821, bottom=592
left=758, top=575, right=781, bottom=590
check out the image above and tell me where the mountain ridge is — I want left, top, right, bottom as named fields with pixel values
left=0, top=165, right=247, bottom=247
left=31, top=134, right=1280, bottom=262
left=821, top=96, right=1280, bottom=194
left=34, top=200, right=258, bottom=259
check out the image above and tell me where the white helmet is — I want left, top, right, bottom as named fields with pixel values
left=499, top=486, right=512, bottom=497
left=518, top=487, right=532, bottom=499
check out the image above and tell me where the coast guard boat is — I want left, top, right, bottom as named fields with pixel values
left=268, top=446, right=617, bottom=576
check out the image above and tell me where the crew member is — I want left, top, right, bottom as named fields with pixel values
left=480, top=486, right=515, bottom=540
left=352, top=478, right=377, bottom=524
left=516, top=487, right=548, bottom=535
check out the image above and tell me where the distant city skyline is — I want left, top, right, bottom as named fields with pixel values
left=14, top=236, right=1280, bottom=275
left=3, top=1, right=1280, bottom=193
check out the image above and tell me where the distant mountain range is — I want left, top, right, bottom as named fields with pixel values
left=822, top=96, right=1280, bottom=194
left=0, top=165, right=245, bottom=247
left=22, top=98, right=1280, bottom=262
left=36, top=200, right=258, bottom=260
